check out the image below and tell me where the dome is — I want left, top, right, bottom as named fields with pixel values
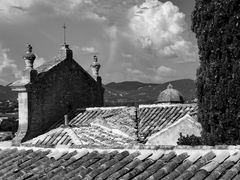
left=157, top=84, right=184, bottom=103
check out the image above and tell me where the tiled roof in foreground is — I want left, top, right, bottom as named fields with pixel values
left=0, top=145, right=240, bottom=179
left=51, top=104, right=197, bottom=140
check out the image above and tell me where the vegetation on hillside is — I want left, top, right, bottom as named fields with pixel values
left=104, top=79, right=196, bottom=106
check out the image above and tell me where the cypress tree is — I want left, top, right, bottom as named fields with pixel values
left=192, top=0, right=240, bottom=144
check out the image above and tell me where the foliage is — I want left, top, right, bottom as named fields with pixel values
left=0, top=118, right=18, bottom=132
left=177, top=132, right=223, bottom=146
left=177, top=133, right=203, bottom=146
left=192, top=0, right=240, bottom=144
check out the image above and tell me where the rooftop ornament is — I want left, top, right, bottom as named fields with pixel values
left=90, top=55, right=101, bottom=77
left=63, top=23, right=67, bottom=45
left=58, top=23, right=73, bottom=59
left=23, top=44, right=36, bottom=69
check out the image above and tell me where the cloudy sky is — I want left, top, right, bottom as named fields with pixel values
left=0, top=0, right=199, bottom=85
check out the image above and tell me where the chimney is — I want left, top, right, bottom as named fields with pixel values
left=58, top=44, right=73, bottom=60
left=64, top=114, right=68, bottom=126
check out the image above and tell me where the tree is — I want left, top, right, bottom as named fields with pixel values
left=192, top=0, right=240, bottom=144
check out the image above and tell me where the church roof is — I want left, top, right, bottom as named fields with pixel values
left=138, top=104, right=197, bottom=138
left=10, top=44, right=96, bottom=87
left=157, top=84, right=185, bottom=103
left=35, top=57, right=63, bottom=74
left=0, top=145, right=240, bottom=179
left=24, top=125, right=138, bottom=148
left=48, top=104, right=197, bottom=143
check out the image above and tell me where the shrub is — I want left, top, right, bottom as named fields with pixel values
left=177, top=132, right=223, bottom=146
left=192, top=0, right=240, bottom=144
left=177, top=133, right=203, bottom=146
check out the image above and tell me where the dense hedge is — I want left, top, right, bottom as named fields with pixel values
left=177, top=133, right=203, bottom=146
left=177, top=132, right=220, bottom=146
left=192, top=0, right=240, bottom=144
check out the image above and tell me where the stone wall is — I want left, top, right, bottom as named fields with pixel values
left=24, top=58, right=104, bottom=141
left=146, top=115, right=202, bottom=145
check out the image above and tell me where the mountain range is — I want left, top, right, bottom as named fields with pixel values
left=0, top=85, right=17, bottom=101
left=0, top=79, right=196, bottom=105
left=104, top=79, right=196, bottom=106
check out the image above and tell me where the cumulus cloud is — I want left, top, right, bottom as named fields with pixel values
left=0, top=0, right=83, bottom=22
left=126, top=68, right=149, bottom=82
left=0, top=46, right=21, bottom=83
left=121, top=53, right=133, bottom=59
left=105, top=26, right=118, bottom=65
left=34, top=57, right=46, bottom=68
left=0, top=0, right=31, bottom=14
left=121, top=65, right=176, bottom=83
left=0, top=0, right=143, bottom=23
left=0, top=0, right=198, bottom=83
left=78, top=0, right=143, bottom=25
left=82, top=11, right=107, bottom=22
left=157, top=66, right=176, bottom=77
left=0, top=44, right=46, bottom=83
left=129, top=0, right=197, bottom=62
left=81, top=47, right=99, bottom=55
left=152, top=65, right=176, bottom=82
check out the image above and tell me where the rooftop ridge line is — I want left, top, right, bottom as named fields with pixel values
left=90, top=123, right=135, bottom=140
left=23, top=127, right=63, bottom=145
left=139, top=103, right=196, bottom=108
left=77, top=106, right=128, bottom=111
left=76, top=103, right=196, bottom=111
left=2, top=145, right=240, bottom=156
left=64, top=128, right=83, bottom=146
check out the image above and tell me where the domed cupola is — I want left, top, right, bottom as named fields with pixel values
left=157, top=84, right=184, bottom=103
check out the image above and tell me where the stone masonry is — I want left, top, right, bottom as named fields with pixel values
left=10, top=44, right=104, bottom=143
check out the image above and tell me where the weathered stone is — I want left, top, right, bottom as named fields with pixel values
left=10, top=44, right=104, bottom=143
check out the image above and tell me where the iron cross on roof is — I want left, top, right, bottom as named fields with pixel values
left=63, top=23, right=67, bottom=45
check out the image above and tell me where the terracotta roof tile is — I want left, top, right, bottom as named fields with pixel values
left=148, top=152, right=164, bottom=161
left=48, top=104, right=197, bottom=144
left=25, top=125, right=139, bottom=148
left=162, top=153, right=201, bottom=180
left=147, top=153, right=189, bottom=180
left=176, top=151, right=216, bottom=180
left=94, top=152, right=140, bottom=180
left=139, top=104, right=197, bottom=138
left=0, top=147, right=237, bottom=179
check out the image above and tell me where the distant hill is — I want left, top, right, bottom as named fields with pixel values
left=0, top=79, right=196, bottom=105
left=0, top=85, right=17, bottom=101
left=105, top=81, right=158, bottom=91
left=104, top=79, right=196, bottom=106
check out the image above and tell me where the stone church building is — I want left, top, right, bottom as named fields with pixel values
left=0, top=42, right=235, bottom=180
left=10, top=42, right=201, bottom=146
left=10, top=43, right=104, bottom=143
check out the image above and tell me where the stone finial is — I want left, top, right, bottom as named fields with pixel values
left=167, top=83, right=173, bottom=89
left=90, top=55, right=101, bottom=77
left=23, top=44, right=36, bottom=69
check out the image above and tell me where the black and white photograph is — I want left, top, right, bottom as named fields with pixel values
left=0, top=0, right=239, bottom=179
